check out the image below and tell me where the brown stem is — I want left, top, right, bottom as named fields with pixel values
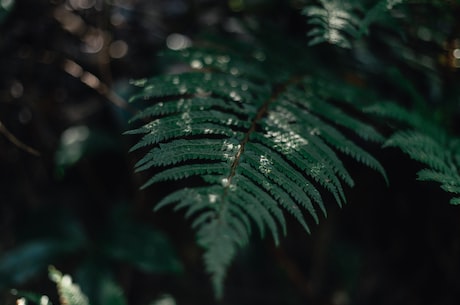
left=225, top=78, right=299, bottom=190
left=0, top=120, right=40, bottom=156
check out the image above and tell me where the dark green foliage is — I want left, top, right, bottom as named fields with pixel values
left=14, top=267, right=96, bottom=305
left=126, top=34, right=387, bottom=297
left=2, top=205, right=181, bottom=305
left=0, top=212, right=86, bottom=289
left=367, top=102, right=460, bottom=205
left=100, top=205, right=183, bottom=274
left=302, top=0, right=399, bottom=48
left=388, top=131, right=460, bottom=205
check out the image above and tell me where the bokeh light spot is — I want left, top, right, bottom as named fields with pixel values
left=109, top=40, right=128, bottom=58
left=166, top=33, right=191, bottom=50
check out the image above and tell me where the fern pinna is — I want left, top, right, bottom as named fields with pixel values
left=125, top=34, right=387, bottom=297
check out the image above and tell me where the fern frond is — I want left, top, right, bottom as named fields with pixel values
left=302, top=0, right=400, bottom=48
left=367, top=102, right=460, bottom=205
left=364, top=102, right=441, bottom=133
left=417, top=169, right=460, bottom=198
left=384, top=130, right=460, bottom=204
left=385, top=131, right=452, bottom=172
left=126, top=36, right=386, bottom=298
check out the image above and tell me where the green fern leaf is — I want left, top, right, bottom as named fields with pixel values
left=385, top=131, right=452, bottom=172
left=126, top=36, right=386, bottom=298
left=364, top=102, right=435, bottom=132
left=367, top=102, right=460, bottom=205
left=302, top=0, right=400, bottom=48
left=386, top=131, right=460, bottom=202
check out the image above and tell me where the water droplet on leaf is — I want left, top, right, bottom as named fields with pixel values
left=230, top=67, right=239, bottom=75
left=217, top=55, right=230, bottom=64
left=259, top=155, right=273, bottom=175
left=204, top=56, right=213, bottom=64
left=209, top=194, right=218, bottom=203
left=190, top=59, right=203, bottom=69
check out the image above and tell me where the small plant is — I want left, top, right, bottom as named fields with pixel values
left=13, top=266, right=90, bottom=305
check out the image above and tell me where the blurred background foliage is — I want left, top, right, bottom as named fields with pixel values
left=0, top=0, right=459, bottom=305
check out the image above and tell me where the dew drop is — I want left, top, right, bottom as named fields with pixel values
left=310, top=163, right=324, bottom=176
left=209, top=194, right=218, bottom=203
left=229, top=91, right=241, bottom=101
left=309, top=128, right=321, bottom=136
left=204, top=56, right=213, bottom=64
left=223, top=153, right=230, bottom=160
left=179, top=85, right=187, bottom=94
left=222, top=140, right=236, bottom=152
left=259, top=155, right=273, bottom=175
left=190, top=59, right=203, bottom=69
left=181, top=112, right=191, bottom=121
left=172, top=76, right=180, bottom=85
left=263, top=181, right=272, bottom=190
left=217, top=55, right=230, bottom=64
left=221, top=178, right=229, bottom=187
left=230, top=67, right=239, bottom=75
left=130, top=78, right=147, bottom=87
left=196, top=87, right=211, bottom=97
